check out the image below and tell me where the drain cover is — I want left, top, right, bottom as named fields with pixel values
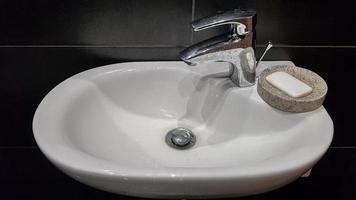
left=165, top=127, right=196, bottom=150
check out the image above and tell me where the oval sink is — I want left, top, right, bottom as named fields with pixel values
left=33, top=61, right=333, bottom=199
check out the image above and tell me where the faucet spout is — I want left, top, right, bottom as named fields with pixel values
left=179, top=33, right=236, bottom=62
left=179, top=9, right=257, bottom=87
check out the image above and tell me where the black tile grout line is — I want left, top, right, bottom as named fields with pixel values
left=189, top=0, right=196, bottom=45
left=0, top=44, right=356, bottom=48
left=0, top=45, right=187, bottom=48
left=0, top=146, right=356, bottom=149
left=191, top=0, right=195, bottom=21
left=256, top=44, right=356, bottom=48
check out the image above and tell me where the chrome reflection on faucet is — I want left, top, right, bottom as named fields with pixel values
left=179, top=9, right=258, bottom=87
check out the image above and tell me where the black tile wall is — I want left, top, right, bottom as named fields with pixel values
left=0, top=0, right=192, bottom=45
left=0, top=0, right=355, bottom=199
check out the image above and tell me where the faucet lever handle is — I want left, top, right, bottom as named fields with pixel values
left=192, top=9, right=256, bottom=36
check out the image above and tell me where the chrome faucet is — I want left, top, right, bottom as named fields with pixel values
left=179, top=9, right=257, bottom=87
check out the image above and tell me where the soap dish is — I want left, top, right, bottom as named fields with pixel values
left=257, top=65, right=328, bottom=113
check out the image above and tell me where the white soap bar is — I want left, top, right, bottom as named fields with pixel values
left=266, top=71, right=313, bottom=98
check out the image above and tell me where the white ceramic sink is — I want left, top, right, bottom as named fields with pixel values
left=33, top=61, right=333, bottom=199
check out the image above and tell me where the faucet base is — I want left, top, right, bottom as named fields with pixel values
left=184, top=48, right=257, bottom=87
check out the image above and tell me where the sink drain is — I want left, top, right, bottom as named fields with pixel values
left=165, top=127, right=196, bottom=150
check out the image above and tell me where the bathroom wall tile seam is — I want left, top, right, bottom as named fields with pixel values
left=189, top=0, right=196, bottom=44
left=0, top=45, right=187, bottom=48
left=1, top=45, right=356, bottom=48
left=255, top=45, right=356, bottom=48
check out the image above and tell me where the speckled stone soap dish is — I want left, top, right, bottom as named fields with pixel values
left=257, top=65, right=328, bottom=113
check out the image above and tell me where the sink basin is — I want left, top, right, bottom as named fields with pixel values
left=33, top=61, right=333, bottom=199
